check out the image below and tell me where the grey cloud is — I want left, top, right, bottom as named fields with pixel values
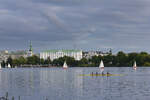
left=0, top=0, right=150, bottom=52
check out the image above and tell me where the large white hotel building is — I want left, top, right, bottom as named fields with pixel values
left=40, top=50, right=82, bottom=61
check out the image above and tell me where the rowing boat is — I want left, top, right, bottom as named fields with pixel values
left=79, top=74, right=124, bottom=76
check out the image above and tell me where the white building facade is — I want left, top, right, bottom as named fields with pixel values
left=83, top=51, right=110, bottom=59
left=40, top=50, right=82, bottom=61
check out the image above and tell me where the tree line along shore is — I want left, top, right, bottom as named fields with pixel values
left=2, top=51, right=150, bottom=67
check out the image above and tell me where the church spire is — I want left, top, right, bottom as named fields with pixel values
left=29, top=41, right=33, bottom=52
left=28, top=41, right=33, bottom=56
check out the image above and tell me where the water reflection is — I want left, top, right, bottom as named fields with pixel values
left=0, top=67, right=150, bottom=100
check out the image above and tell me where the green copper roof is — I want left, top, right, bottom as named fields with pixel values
left=42, top=50, right=82, bottom=53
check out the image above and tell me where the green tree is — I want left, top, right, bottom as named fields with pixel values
left=78, top=58, right=88, bottom=66
left=12, top=59, right=19, bottom=66
left=143, top=62, right=150, bottom=66
left=103, top=54, right=114, bottom=67
left=40, top=58, right=45, bottom=65
left=116, top=51, right=128, bottom=67
left=27, top=55, right=40, bottom=65
left=89, top=56, right=103, bottom=66
left=44, top=57, right=51, bottom=64
left=128, top=52, right=138, bottom=66
left=1, top=60, right=6, bottom=68
left=19, top=56, right=27, bottom=65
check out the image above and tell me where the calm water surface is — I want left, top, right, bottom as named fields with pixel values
left=0, top=67, right=150, bottom=100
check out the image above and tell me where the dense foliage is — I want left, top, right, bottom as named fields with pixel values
left=3, top=51, right=150, bottom=67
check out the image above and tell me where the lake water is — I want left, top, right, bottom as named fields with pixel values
left=0, top=67, right=150, bottom=100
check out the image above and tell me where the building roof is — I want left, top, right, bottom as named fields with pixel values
left=42, top=49, right=82, bottom=53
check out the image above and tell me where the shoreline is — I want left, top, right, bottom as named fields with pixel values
left=9, top=66, right=150, bottom=68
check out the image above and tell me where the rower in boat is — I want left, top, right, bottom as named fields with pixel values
left=102, top=71, right=104, bottom=76
left=107, top=72, right=110, bottom=74
left=96, top=72, right=98, bottom=76
left=106, top=72, right=111, bottom=77
left=91, top=72, right=94, bottom=76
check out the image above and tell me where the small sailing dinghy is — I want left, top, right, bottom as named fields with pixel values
left=63, top=61, right=68, bottom=69
left=133, top=61, right=137, bottom=70
left=8, top=63, right=11, bottom=68
left=0, top=63, right=2, bottom=70
left=99, top=60, right=104, bottom=70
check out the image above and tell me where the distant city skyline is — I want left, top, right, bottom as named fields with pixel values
left=0, top=0, right=150, bottom=53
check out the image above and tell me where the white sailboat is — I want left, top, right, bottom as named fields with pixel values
left=63, top=61, right=68, bottom=69
left=0, top=63, right=2, bottom=70
left=8, top=63, right=11, bottom=68
left=133, top=61, right=137, bottom=70
left=99, top=60, right=104, bottom=70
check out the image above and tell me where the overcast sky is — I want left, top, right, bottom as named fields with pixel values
left=0, top=0, right=150, bottom=53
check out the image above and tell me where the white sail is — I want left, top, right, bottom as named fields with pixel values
left=133, top=61, right=136, bottom=67
left=8, top=63, right=11, bottom=68
left=0, top=63, right=2, bottom=69
left=133, top=61, right=137, bottom=69
left=63, top=61, right=68, bottom=69
left=99, top=60, right=104, bottom=69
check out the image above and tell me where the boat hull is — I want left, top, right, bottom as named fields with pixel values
left=79, top=74, right=124, bottom=76
left=133, top=67, right=137, bottom=70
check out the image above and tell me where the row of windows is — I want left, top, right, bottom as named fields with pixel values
left=40, top=52, right=82, bottom=57
left=41, top=55, right=82, bottom=58
left=40, top=52, right=82, bottom=60
left=41, top=52, right=82, bottom=55
left=41, top=54, right=82, bottom=57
